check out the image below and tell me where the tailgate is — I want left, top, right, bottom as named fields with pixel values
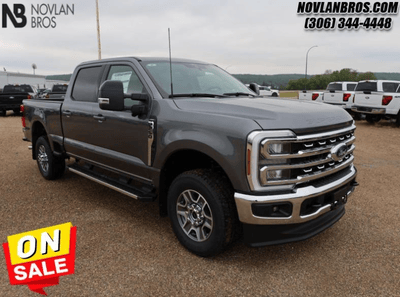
left=299, top=92, right=310, bottom=100
left=0, top=93, right=28, bottom=106
left=354, top=92, right=383, bottom=107
left=324, top=91, right=343, bottom=104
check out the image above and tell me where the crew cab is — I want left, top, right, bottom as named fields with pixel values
left=323, top=82, right=357, bottom=114
left=352, top=80, right=400, bottom=125
left=0, top=84, right=37, bottom=116
left=22, top=57, right=358, bottom=256
left=299, top=90, right=324, bottom=102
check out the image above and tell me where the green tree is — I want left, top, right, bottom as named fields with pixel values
left=357, top=72, right=376, bottom=81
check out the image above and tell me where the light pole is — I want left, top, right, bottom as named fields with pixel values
left=95, top=0, right=102, bottom=60
left=305, top=45, right=318, bottom=90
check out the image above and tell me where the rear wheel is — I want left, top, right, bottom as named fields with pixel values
left=0, top=110, right=6, bottom=117
left=366, top=114, right=381, bottom=124
left=13, top=108, right=20, bottom=115
left=271, top=93, right=278, bottom=97
left=396, top=112, right=400, bottom=127
left=35, top=136, right=65, bottom=180
left=167, top=169, right=240, bottom=257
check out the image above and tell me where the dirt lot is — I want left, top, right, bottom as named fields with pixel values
left=0, top=113, right=399, bottom=296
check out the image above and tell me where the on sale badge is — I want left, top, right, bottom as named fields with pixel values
left=3, top=222, right=77, bottom=295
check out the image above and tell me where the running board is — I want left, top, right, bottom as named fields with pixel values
left=68, top=163, right=156, bottom=202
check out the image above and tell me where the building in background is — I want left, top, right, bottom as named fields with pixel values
left=0, top=71, right=69, bottom=90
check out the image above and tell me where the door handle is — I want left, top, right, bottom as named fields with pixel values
left=63, top=110, right=72, bottom=117
left=93, top=115, right=106, bottom=122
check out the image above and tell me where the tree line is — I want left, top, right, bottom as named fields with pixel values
left=285, top=69, right=376, bottom=90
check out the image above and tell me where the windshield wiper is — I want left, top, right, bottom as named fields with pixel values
left=223, top=92, right=256, bottom=97
left=169, top=93, right=228, bottom=98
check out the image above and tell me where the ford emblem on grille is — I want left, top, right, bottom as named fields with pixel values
left=330, top=143, right=348, bottom=161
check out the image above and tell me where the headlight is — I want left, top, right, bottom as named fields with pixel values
left=247, top=130, right=296, bottom=191
left=260, top=167, right=291, bottom=185
left=261, top=140, right=291, bottom=158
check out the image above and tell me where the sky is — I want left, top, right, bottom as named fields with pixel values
left=1, top=0, right=400, bottom=76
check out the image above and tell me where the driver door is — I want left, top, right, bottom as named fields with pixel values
left=91, top=64, right=153, bottom=179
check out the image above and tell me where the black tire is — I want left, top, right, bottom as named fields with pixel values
left=396, top=112, right=400, bottom=127
left=167, top=169, right=240, bottom=257
left=0, top=110, right=6, bottom=117
left=352, top=113, right=362, bottom=121
left=366, top=114, right=381, bottom=124
left=35, top=136, right=65, bottom=180
left=272, top=93, right=278, bottom=97
left=13, top=108, right=20, bottom=115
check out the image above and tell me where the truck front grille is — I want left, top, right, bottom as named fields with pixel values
left=259, top=125, right=356, bottom=187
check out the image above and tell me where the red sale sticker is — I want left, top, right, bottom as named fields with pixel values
left=3, top=223, right=77, bottom=295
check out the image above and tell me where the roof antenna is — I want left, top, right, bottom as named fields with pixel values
left=168, top=28, right=174, bottom=98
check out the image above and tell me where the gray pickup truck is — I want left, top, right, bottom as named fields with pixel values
left=22, top=57, right=358, bottom=256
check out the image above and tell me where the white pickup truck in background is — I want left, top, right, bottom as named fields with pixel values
left=352, top=80, right=400, bottom=125
left=298, top=90, right=324, bottom=102
left=259, top=85, right=279, bottom=97
left=323, top=81, right=358, bottom=117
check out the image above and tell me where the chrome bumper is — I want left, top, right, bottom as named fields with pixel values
left=234, top=165, right=357, bottom=225
left=351, top=106, right=385, bottom=114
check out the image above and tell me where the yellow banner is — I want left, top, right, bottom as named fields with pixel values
left=7, top=222, right=72, bottom=265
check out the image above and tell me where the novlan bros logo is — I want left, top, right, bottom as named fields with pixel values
left=2, top=4, right=26, bottom=28
left=2, top=3, right=74, bottom=29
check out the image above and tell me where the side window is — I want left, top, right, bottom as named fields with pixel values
left=347, top=84, right=356, bottom=91
left=107, top=65, right=145, bottom=107
left=72, top=66, right=103, bottom=102
left=382, top=82, right=399, bottom=93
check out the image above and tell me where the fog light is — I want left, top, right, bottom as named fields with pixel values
left=252, top=202, right=292, bottom=218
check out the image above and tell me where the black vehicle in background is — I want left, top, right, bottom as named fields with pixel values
left=45, top=84, right=69, bottom=99
left=0, top=84, right=37, bottom=116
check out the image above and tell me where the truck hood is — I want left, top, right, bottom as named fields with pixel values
left=173, top=97, right=353, bottom=133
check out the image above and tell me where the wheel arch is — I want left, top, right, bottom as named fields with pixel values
left=158, top=148, right=235, bottom=217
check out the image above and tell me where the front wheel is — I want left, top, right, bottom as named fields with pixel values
left=167, top=169, right=240, bottom=257
left=35, top=136, right=65, bottom=180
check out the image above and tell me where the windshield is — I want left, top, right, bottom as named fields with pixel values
left=142, top=61, right=254, bottom=97
left=355, top=82, right=377, bottom=92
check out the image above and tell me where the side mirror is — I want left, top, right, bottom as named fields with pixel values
left=99, top=80, right=124, bottom=111
left=249, top=83, right=260, bottom=95
left=131, top=103, right=147, bottom=117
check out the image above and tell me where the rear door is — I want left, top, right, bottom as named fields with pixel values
left=62, top=64, right=105, bottom=160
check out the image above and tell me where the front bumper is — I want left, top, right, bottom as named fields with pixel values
left=351, top=106, right=385, bottom=114
left=234, top=165, right=357, bottom=246
left=243, top=205, right=345, bottom=247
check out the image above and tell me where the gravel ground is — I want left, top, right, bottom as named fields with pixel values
left=0, top=113, right=399, bottom=296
